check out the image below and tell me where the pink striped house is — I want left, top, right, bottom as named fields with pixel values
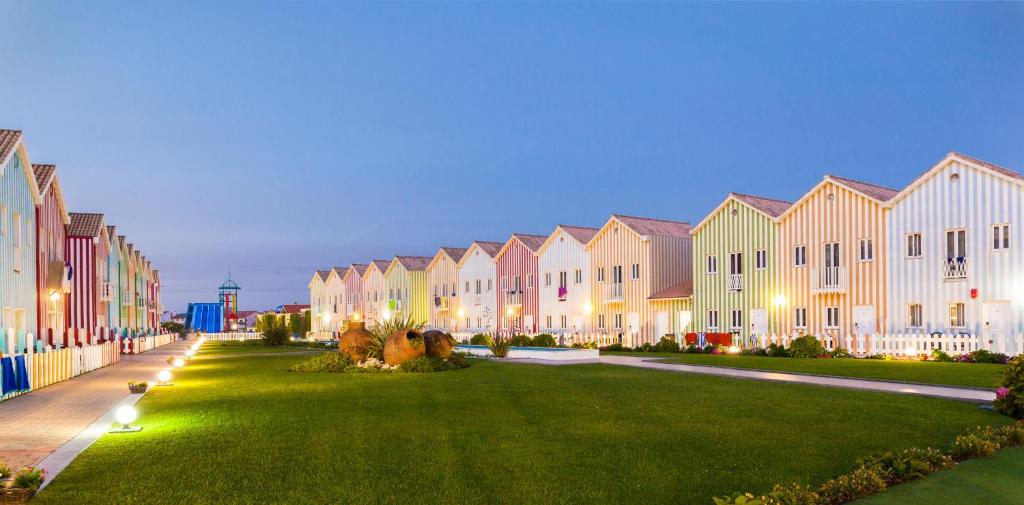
left=32, top=164, right=70, bottom=348
left=495, top=233, right=548, bottom=335
left=65, top=212, right=109, bottom=345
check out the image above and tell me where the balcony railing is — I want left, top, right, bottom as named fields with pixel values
left=506, top=291, right=523, bottom=307
left=434, top=296, right=450, bottom=311
left=811, top=267, right=847, bottom=294
left=100, top=282, right=113, bottom=301
left=727, top=274, right=743, bottom=292
left=942, top=257, right=968, bottom=280
left=605, top=283, right=624, bottom=302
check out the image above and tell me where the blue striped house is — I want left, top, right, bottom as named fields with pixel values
left=0, top=130, right=42, bottom=354
left=886, top=152, right=1024, bottom=352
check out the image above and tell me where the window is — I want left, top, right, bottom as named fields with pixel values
left=527, top=275, right=534, bottom=288
left=614, top=313, right=622, bottom=329
left=859, top=239, right=874, bottom=261
left=946, top=229, right=966, bottom=259
left=475, top=280, right=481, bottom=294
left=487, top=279, right=493, bottom=292
left=993, top=225, right=1010, bottom=251
left=707, top=310, right=719, bottom=330
left=560, top=315, right=567, bottom=329
left=794, top=246, right=806, bottom=267
left=501, top=277, right=508, bottom=291
left=596, top=267, right=605, bottom=283
left=12, top=212, right=21, bottom=272
left=558, top=271, right=567, bottom=288
left=794, top=307, right=807, bottom=329
left=574, top=269, right=582, bottom=284
left=825, top=307, right=840, bottom=329
left=612, top=265, right=623, bottom=284
left=908, top=304, right=923, bottom=328
left=824, top=242, right=840, bottom=268
left=513, top=276, right=521, bottom=291
left=545, top=315, right=552, bottom=328
left=730, top=309, right=742, bottom=330
left=706, top=255, right=718, bottom=274
left=630, top=263, right=640, bottom=280
left=465, top=281, right=470, bottom=293
left=598, top=314, right=605, bottom=329
left=729, top=252, right=742, bottom=275
left=949, top=302, right=966, bottom=327
left=755, top=250, right=767, bottom=270
left=544, top=272, right=551, bottom=287
left=907, top=233, right=922, bottom=258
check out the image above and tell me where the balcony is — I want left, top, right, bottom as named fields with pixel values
left=811, top=267, right=847, bottom=294
left=388, top=299, right=403, bottom=312
left=434, top=296, right=450, bottom=311
left=100, top=282, right=113, bottom=301
left=943, top=257, right=968, bottom=281
left=604, top=283, right=624, bottom=302
left=506, top=291, right=523, bottom=308
left=727, top=274, right=743, bottom=292
left=557, top=286, right=568, bottom=301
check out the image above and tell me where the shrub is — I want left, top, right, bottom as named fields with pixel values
left=857, top=450, right=933, bottom=484
left=289, top=352, right=353, bottom=373
left=712, top=492, right=772, bottom=505
left=899, top=447, right=954, bottom=472
left=603, top=343, right=624, bottom=352
left=0, top=462, right=10, bottom=480
left=817, top=466, right=886, bottom=504
left=741, top=347, right=768, bottom=356
left=13, top=467, right=45, bottom=490
left=788, top=335, right=825, bottom=358
left=830, top=348, right=852, bottom=359
left=767, top=343, right=790, bottom=358
left=931, top=349, right=954, bottom=362
left=489, top=334, right=512, bottom=358
left=654, top=336, right=680, bottom=353
left=639, top=342, right=654, bottom=353
left=685, top=344, right=702, bottom=354
left=997, top=421, right=1024, bottom=445
left=955, top=353, right=975, bottom=363
left=397, top=355, right=470, bottom=373
left=509, top=334, right=532, bottom=347
left=971, top=349, right=1010, bottom=364
left=469, top=333, right=492, bottom=346
left=531, top=334, right=556, bottom=347
left=950, top=430, right=1000, bottom=461
left=768, top=483, right=821, bottom=505
left=994, top=356, right=1024, bottom=419
left=261, top=314, right=289, bottom=346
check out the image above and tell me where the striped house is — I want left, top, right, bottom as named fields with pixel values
left=691, top=193, right=791, bottom=336
left=105, top=226, right=121, bottom=331
left=361, top=259, right=391, bottom=323
left=0, top=130, right=41, bottom=354
left=586, top=215, right=692, bottom=347
left=32, top=164, right=71, bottom=348
left=426, top=247, right=467, bottom=331
left=385, top=256, right=431, bottom=324
left=342, top=263, right=368, bottom=321
left=116, top=235, right=130, bottom=331
left=886, top=152, right=1024, bottom=352
left=455, top=241, right=503, bottom=335
left=308, top=270, right=329, bottom=332
left=775, top=175, right=898, bottom=340
left=647, top=279, right=694, bottom=340
left=321, top=267, right=347, bottom=332
left=536, top=225, right=599, bottom=337
left=495, top=234, right=548, bottom=335
left=65, top=212, right=109, bottom=344
left=151, top=269, right=161, bottom=329
left=126, top=244, right=139, bottom=332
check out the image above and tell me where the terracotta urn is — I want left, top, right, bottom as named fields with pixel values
left=338, top=320, right=373, bottom=362
left=422, top=330, right=455, bottom=359
left=383, top=329, right=426, bottom=366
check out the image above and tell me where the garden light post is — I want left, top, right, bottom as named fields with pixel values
left=109, top=406, right=142, bottom=433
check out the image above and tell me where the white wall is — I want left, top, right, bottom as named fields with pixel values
left=457, top=246, right=498, bottom=334
left=537, top=229, right=592, bottom=336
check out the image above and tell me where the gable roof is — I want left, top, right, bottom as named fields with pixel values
left=495, top=233, right=549, bottom=260
left=316, top=270, right=330, bottom=281
left=0, top=129, right=22, bottom=168
left=388, top=255, right=432, bottom=275
left=647, top=279, right=693, bottom=300
left=363, top=259, right=392, bottom=279
left=344, top=263, right=368, bottom=282
left=327, top=266, right=348, bottom=282
left=828, top=175, right=900, bottom=202
left=0, top=129, right=42, bottom=205
left=428, top=246, right=469, bottom=271
left=535, top=224, right=600, bottom=256
left=67, top=212, right=105, bottom=237
left=692, top=192, right=791, bottom=233
left=612, top=214, right=691, bottom=238
left=457, top=241, right=505, bottom=267
left=950, top=151, right=1022, bottom=181
left=31, top=163, right=71, bottom=224
left=888, top=152, right=1023, bottom=206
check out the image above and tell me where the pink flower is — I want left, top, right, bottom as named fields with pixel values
left=996, top=387, right=1010, bottom=400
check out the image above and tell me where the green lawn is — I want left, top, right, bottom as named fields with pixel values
left=35, top=352, right=1012, bottom=505
left=196, top=340, right=326, bottom=356
left=610, top=353, right=1005, bottom=389
left=856, top=447, right=1024, bottom=504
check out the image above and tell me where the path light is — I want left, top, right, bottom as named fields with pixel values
left=172, top=357, right=185, bottom=368
left=904, top=347, right=919, bottom=358
left=728, top=346, right=740, bottom=354
left=156, top=369, right=173, bottom=386
left=185, top=349, right=195, bottom=358
left=110, top=406, right=142, bottom=433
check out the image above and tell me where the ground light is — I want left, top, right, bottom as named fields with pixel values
left=156, top=369, right=173, bottom=386
left=172, top=357, right=185, bottom=368
left=109, top=406, right=142, bottom=433
left=185, top=349, right=195, bottom=358
left=728, top=346, right=740, bottom=354
left=904, top=346, right=920, bottom=358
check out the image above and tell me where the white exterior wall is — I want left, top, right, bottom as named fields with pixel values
left=537, top=229, right=592, bottom=336
left=309, top=276, right=326, bottom=332
left=887, top=159, right=1024, bottom=349
left=457, top=245, right=498, bottom=334
left=323, top=272, right=345, bottom=332
left=362, top=267, right=387, bottom=324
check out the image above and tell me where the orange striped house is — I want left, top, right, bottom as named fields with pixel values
left=586, top=214, right=692, bottom=346
left=775, top=175, right=898, bottom=341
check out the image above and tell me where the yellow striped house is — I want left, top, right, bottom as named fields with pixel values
left=426, top=247, right=467, bottom=331
left=384, top=256, right=431, bottom=324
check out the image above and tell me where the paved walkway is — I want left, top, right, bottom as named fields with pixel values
left=599, top=355, right=996, bottom=403
left=0, top=340, right=190, bottom=471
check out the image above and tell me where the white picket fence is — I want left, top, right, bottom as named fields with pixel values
left=307, top=331, right=337, bottom=341
left=200, top=332, right=262, bottom=341
left=120, top=333, right=176, bottom=354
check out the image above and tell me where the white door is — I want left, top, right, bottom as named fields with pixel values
left=985, top=302, right=1010, bottom=351
left=749, top=308, right=768, bottom=335
left=655, top=311, right=669, bottom=339
left=853, top=305, right=875, bottom=337
left=523, top=315, right=534, bottom=333
left=677, top=310, right=692, bottom=334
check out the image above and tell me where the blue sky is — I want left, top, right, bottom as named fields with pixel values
left=2, top=1, right=1022, bottom=312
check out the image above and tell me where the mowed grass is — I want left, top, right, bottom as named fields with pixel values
left=196, top=340, right=326, bottom=357
left=855, top=447, right=1024, bottom=505
left=613, top=353, right=1005, bottom=389
left=36, top=353, right=1012, bottom=505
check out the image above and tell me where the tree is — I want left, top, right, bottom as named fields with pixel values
left=288, top=313, right=303, bottom=337
left=303, top=310, right=312, bottom=334
left=161, top=321, right=184, bottom=336
left=261, top=313, right=288, bottom=346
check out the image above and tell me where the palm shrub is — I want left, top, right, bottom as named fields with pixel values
left=489, top=334, right=512, bottom=358
left=366, top=315, right=424, bottom=360
left=995, top=355, right=1024, bottom=419
left=789, top=335, right=824, bottom=358
left=531, top=334, right=556, bottom=347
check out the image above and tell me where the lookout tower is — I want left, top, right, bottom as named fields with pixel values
left=219, top=273, right=241, bottom=331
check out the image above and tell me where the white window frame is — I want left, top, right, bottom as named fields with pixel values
left=707, top=310, right=719, bottom=330
left=993, top=224, right=1010, bottom=251
left=755, top=249, right=767, bottom=270
left=730, top=309, right=742, bottom=330
left=706, top=255, right=718, bottom=274
left=574, top=269, right=582, bottom=284
left=794, top=307, right=807, bottom=329
left=949, top=302, right=966, bottom=328
left=907, top=233, right=922, bottom=258
left=596, top=267, right=605, bottom=283
left=544, top=272, right=552, bottom=287
left=859, top=238, right=874, bottom=262
left=794, top=245, right=807, bottom=267
left=908, top=303, right=923, bottom=328
left=613, top=313, right=622, bottom=330
left=630, top=263, right=640, bottom=280
left=825, top=307, right=840, bottom=329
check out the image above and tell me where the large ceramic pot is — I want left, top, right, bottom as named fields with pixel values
left=383, top=329, right=425, bottom=366
left=422, top=330, right=455, bottom=359
left=338, top=321, right=373, bottom=362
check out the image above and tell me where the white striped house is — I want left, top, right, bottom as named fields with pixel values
left=343, top=264, right=368, bottom=321
left=0, top=130, right=41, bottom=354
left=536, top=225, right=599, bottom=337
left=308, top=270, right=329, bottom=332
left=455, top=241, right=503, bottom=335
left=361, top=259, right=391, bottom=324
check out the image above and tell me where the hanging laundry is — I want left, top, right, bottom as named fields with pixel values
left=14, top=355, right=29, bottom=392
left=1, top=357, right=16, bottom=395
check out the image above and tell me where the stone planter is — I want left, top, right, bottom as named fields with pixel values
left=0, top=488, right=34, bottom=504
left=128, top=384, right=148, bottom=394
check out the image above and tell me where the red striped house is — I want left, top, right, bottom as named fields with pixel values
left=32, top=164, right=70, bottom=348
left=65, top=212, right=109, bottom=345
left=495, top=233, right=548, bottom=335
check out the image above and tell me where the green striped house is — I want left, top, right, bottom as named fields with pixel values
left=691, top=193, right=791, bottom=337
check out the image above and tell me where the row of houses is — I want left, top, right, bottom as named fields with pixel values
left=309, top=152, right=1024, bottom=352
left=0, top=129, right=163, bottom=356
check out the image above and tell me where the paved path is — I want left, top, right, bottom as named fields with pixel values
left=599, top=355, right=996, bottom=403
left=0, top=340, right=191, bottom=471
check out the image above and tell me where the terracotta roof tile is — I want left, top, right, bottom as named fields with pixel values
left=396, top=255, right=432, bottom=271
left=67, top=212, right=105, bottom=237
left=648, top=279, right=693, bottom=300
left=32, top=164, right=56, bottom=194
left=441, top=247, right=468, bottom=263
left=613, top=214, right=691, bottom=237
left=371, top=259, right=391, bottom=272
left=280, top=304, right=310, bottom=314
left=559, top=225, right=599, bottom=244
left=474, top=241, right=504, bottom=258
left=828, top=175, right=900, bottom=202
left=731, top=193, right=791, bottom=218
left=513, top=233, right=548, bottom=252
left=350, top=263, right=369, bottom=276
left=0, top=129, right=21, bottom=165
left=315, top=270, right=330, bottom=281
left=106, top=225, right=116, bottom=240
left=951, top=151, right=1022, bottom=181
